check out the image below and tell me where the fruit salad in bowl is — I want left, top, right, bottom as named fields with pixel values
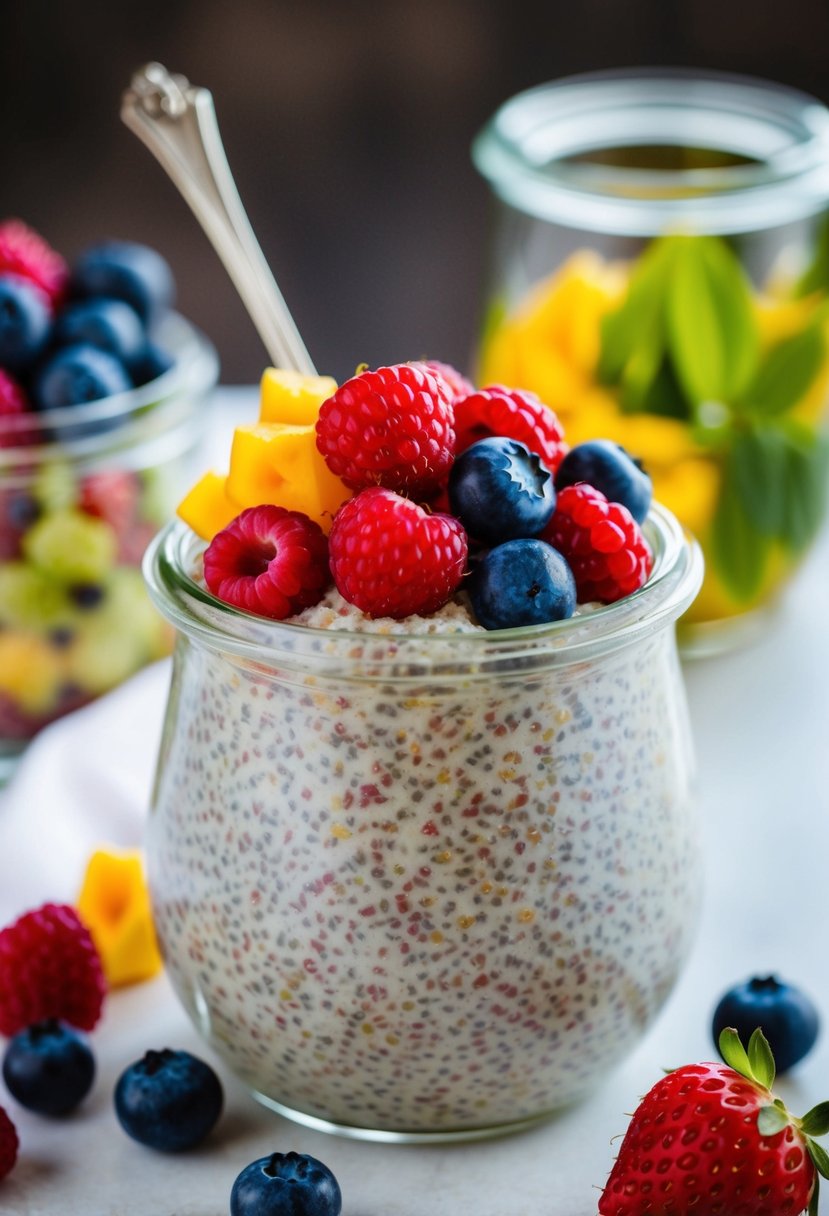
left=0, top=221, right=218, bottom=777
left=143, top=362, right=703, bottom=1141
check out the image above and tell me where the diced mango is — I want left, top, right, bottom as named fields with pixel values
left=226, top=422, right=351, bottom=531
left=77, top=848, right=163, bottom=988
left=177, top=471, right=241, bottom=541
left=259, top=368, right=338, bottom=425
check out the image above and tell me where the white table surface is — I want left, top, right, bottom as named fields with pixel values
left=1, top=388, right=828, bottom=1216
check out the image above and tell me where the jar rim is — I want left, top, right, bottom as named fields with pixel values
left=144, top=505, right=703, bottom=679
left=0, top=313, right=219, bottom=465
left=472, top=68, right=829, bottom=235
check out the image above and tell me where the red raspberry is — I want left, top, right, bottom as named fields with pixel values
left=204, top=505, right=330, bottom=620
left=0, top=1107, right=18, bottom=1181
left=316, top=363, right=455, bottom=493
left=415, top=359, right=475, bottom=402
left=79, top=470, right=140, bottom=535
left=0, top=218, right=68, bottom=309
left=543, top=484, right=652, bottom=604
left=329, top=486, right=468, bottom=618
left=0, top=902, right=106, bottom=1035
left=0, top=370, right=31, bottom=449
left=453, top=385, right=568, bottom=473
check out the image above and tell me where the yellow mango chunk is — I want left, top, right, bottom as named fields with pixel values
left=177, top=470, right=242, bottom=541
left=259, top=368, right=338, bottom=425
left=226, top=422, right=351, bottom=532
left=0, top=633, right=64, bottom=714
left=77, top=848, right=163, bottom=988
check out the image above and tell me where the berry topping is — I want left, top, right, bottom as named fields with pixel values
left=2, top=1018, right=96, bottom=1115
left=543, top=483, right=652, bottom=603
left=328, top=486, right=468, bottom=619
left=130, top=341, right=175, bottom=386
left=0, top=273, right=52, bottom=372
left=452, top=385, right=568, bottom=473
left=316, top=362, right=455, bottom=493
left=555, top=438, right=652, bottom=523
left=712, top=975, right=820, bottom=1075
left=448, top=436, right=556, bottom=544
left=78, top=469, right=140, bottom=536
left=0, top=902, right=106, bottom=1035
left=415, top=359, right=475, bottom=402
left=70, top=240, right=175, bottom=323
left=55, top=297, right=145, bottom=367
left=114, top=1047, right=223, bottom=1151
left=469, top=538, right=576, bottom=629
left=231, top=1151, right=342, bottom=1216
left=32, top=343, right=132, bottom=411
left=0, top=370, right=31, bottom=449
left=0, top=219, right=68, bottom=308
left=599, top=1028, right=829, bottom=1216
left=0, top=1107, right=18, bottom=1181
left=204, top=505, right=330, bottom=620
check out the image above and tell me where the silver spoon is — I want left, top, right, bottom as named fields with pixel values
left=121, top=61, right=316, bottom=375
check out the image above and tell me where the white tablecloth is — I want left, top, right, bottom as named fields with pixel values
left=1, top=389, right=828, bottom=1215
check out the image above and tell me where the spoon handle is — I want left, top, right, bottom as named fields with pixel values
left=121, top=62, right=316, bottom=375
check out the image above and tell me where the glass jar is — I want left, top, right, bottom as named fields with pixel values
left=144, top=504, right=702, bottom=1142
left=472, top=70, right=829, bottom=654
left=0, top=314, right=217, bottom=780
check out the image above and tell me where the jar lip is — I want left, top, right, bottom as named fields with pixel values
left=0, top=312, right=219, bottom=464
left=144, top=504, right=703, bottom=674
left=472, top=68, right=829, bottom=235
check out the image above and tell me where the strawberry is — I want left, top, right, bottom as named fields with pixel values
left=599, top=1028, right=829, bottom=1216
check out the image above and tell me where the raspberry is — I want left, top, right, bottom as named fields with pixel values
left=0, top=902, right=106, bottom=1035
left=79, top=470, right=140, bottom=536
left=453, top=386, right=568, bottom=473
left=316, top=363, right=455, bottom=493
left=0, top=1107, right=18, bottom=1181
left=0, top=218, right=68, bottom=309
left=543, top=484, right=652, bottom=604
left=329, top=487, right=468, bottom=618
left=204, top=505, right=330, bottom=620
left=415, top=359, right=474, bottom=402
left=0, top=369, right=31, bottom=449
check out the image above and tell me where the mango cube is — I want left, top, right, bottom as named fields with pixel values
left=177, top=470, right=241, bottom=540
left=226, top=422, right=351, bottom=531
left=77, top=848, right=163, bottom=988
left=259, top=368, right=338, bottom=425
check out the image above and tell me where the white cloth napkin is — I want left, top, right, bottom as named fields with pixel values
left=0, top=660, right=171, bottom=922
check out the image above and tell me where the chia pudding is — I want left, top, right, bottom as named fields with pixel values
left=144, top=504, right=703, bottom=1138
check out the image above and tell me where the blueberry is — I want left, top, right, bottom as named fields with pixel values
left=2, top=1019, right=95, bottom=1116
left=230, top=1151, right=342, bottom=1216
left=0, top=273, right=52, bottom=371
left=33, top=344, right=132, bottom=411
left=469, top=538, right=576, bottom=629
left=114, top=1047, right=223, bottom=1151
left=555, top=439, right=652, bottom=523
left=55, top=298, right=145, bottom=366
left=448, top=437, right=556, bottom=544
left=712, top=975, right=820, bottom=1073
left=71, top=241, right=174, bottom=323
left=130, top=341, right=175, bottom=386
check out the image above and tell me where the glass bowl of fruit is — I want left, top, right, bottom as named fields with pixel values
left=144, top=362, right=703, bottom=1141
left=0, top=221, right=218, bottom=779
left=472, top=70, right=829, bottom=654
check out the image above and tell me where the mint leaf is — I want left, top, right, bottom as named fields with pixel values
left=711, top=446, right=773, bottom=601
left=808, top=1139, right=829, bottom=1180
left=757, top=1104, right=789, bottom=1135
left=728, top=428, right=785, bottom=538
left=796, top=213, right=829, bottom=298
left=742, top=323, right=826, bottom=418
left=598, top=238, right=676, bottom=388
left=748, top=1028, right=775, bottom=1091
left=667, top=236, right=759, bottom=406
left=800, top=1103, right=829, bottom=1138
left=778, top=422, right=829, bottom=554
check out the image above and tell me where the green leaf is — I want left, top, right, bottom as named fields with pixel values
left=748, top=1028, right=776, bottom=1091
left=757, top=1104, right=789, bottom=1136
left=809, top=1139, right=829, bottom=1180
left=809, top=1172, right=820, bottom=1216
left=741, top=323, right=826, bottom=418
left=718, top=1027, right=753, bottom=1079
left=778, top=423, right=829, bottom=554
left=796, top=213, right=829, bottom=298
left=666, top=236, right=759, bottom=406
left=801, top=1103, right=829, bottom=1138
left=727, top=428, right=786, bottom=538
left=598, top=237, right=676, bottom=387
left=710, top=451, right=773, bottom=601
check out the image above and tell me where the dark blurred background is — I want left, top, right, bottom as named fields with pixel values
left=3, top=0, right=829, bottom=383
